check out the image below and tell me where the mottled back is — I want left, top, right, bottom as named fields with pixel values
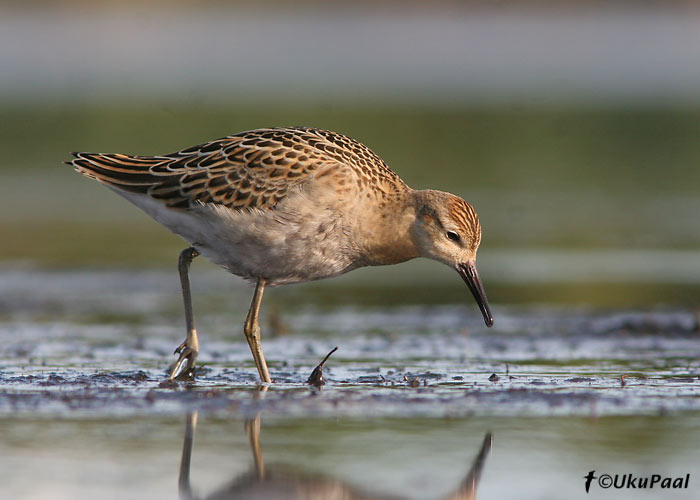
left=70, top=127, right=407, bottom=210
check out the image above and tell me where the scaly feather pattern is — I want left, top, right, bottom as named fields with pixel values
left=69, top=127, right=407, bottom=211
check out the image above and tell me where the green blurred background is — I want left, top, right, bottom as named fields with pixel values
left=2, top=1, right=699, bottom=307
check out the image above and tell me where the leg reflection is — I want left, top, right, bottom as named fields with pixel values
left=245, top=415, right=265, bottom=481
left=178, top=410, right=493, bottom=500
left=178, top=412, right=198, bottom=500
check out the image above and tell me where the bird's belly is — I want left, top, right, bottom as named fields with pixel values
left=114, top=186, right=364, bottom=286
left=196, top=231, right=360, bottom=286
left=192, top=205, right=362, bottom=286
left=206, top=242, right=360, bottom=286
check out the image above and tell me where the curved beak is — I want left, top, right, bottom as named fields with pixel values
left=457, top=262, right=494, bottom=327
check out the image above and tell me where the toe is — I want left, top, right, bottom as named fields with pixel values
left=173, top=340, right=187, bottom=355
left=169, top=345, right=198, bottom=381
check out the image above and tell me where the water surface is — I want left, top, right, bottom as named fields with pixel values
left=1, top=270, right=698, bottom=499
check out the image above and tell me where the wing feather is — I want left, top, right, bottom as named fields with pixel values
left=68, top=127, right=406, bottom=210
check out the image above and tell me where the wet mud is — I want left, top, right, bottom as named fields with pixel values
left=1, top=270, right=698, bottom=419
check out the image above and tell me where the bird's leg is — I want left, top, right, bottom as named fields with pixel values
left=243, top=279, right=271, bottom=383
left=170, top=247, right=200, bottom=380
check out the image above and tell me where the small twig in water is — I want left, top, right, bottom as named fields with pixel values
left=307, top=346, right=338, bottom=387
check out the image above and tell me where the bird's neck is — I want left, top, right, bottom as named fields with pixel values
left=359, top=190, right=420, bottom=266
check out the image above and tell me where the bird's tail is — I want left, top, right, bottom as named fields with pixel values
left=66, top=152, right=164, bottom=194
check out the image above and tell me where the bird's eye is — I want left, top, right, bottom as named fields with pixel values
left=446, top=231, right=461, bottom=243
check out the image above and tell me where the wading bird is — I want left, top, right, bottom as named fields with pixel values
left=68, top=127, right=493, bottom=382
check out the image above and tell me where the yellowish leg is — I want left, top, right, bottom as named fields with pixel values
left=170, top=247, right=200, bottom=380
left=244, top=279, right=272, bottom=383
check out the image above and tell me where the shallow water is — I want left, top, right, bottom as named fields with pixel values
left=4, top=414, right=699, bottom=500
left=1, top=270, right=699, bottom=499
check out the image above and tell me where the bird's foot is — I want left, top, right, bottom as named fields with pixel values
left=169, top=340, right=198, bottom=381
left=174, top=340, right=187, bottom=355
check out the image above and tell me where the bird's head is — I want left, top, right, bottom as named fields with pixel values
left=411, top=190, right=494, bottom=327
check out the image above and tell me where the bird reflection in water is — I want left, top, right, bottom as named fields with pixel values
left=178, top=413, right=493, bottom=500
